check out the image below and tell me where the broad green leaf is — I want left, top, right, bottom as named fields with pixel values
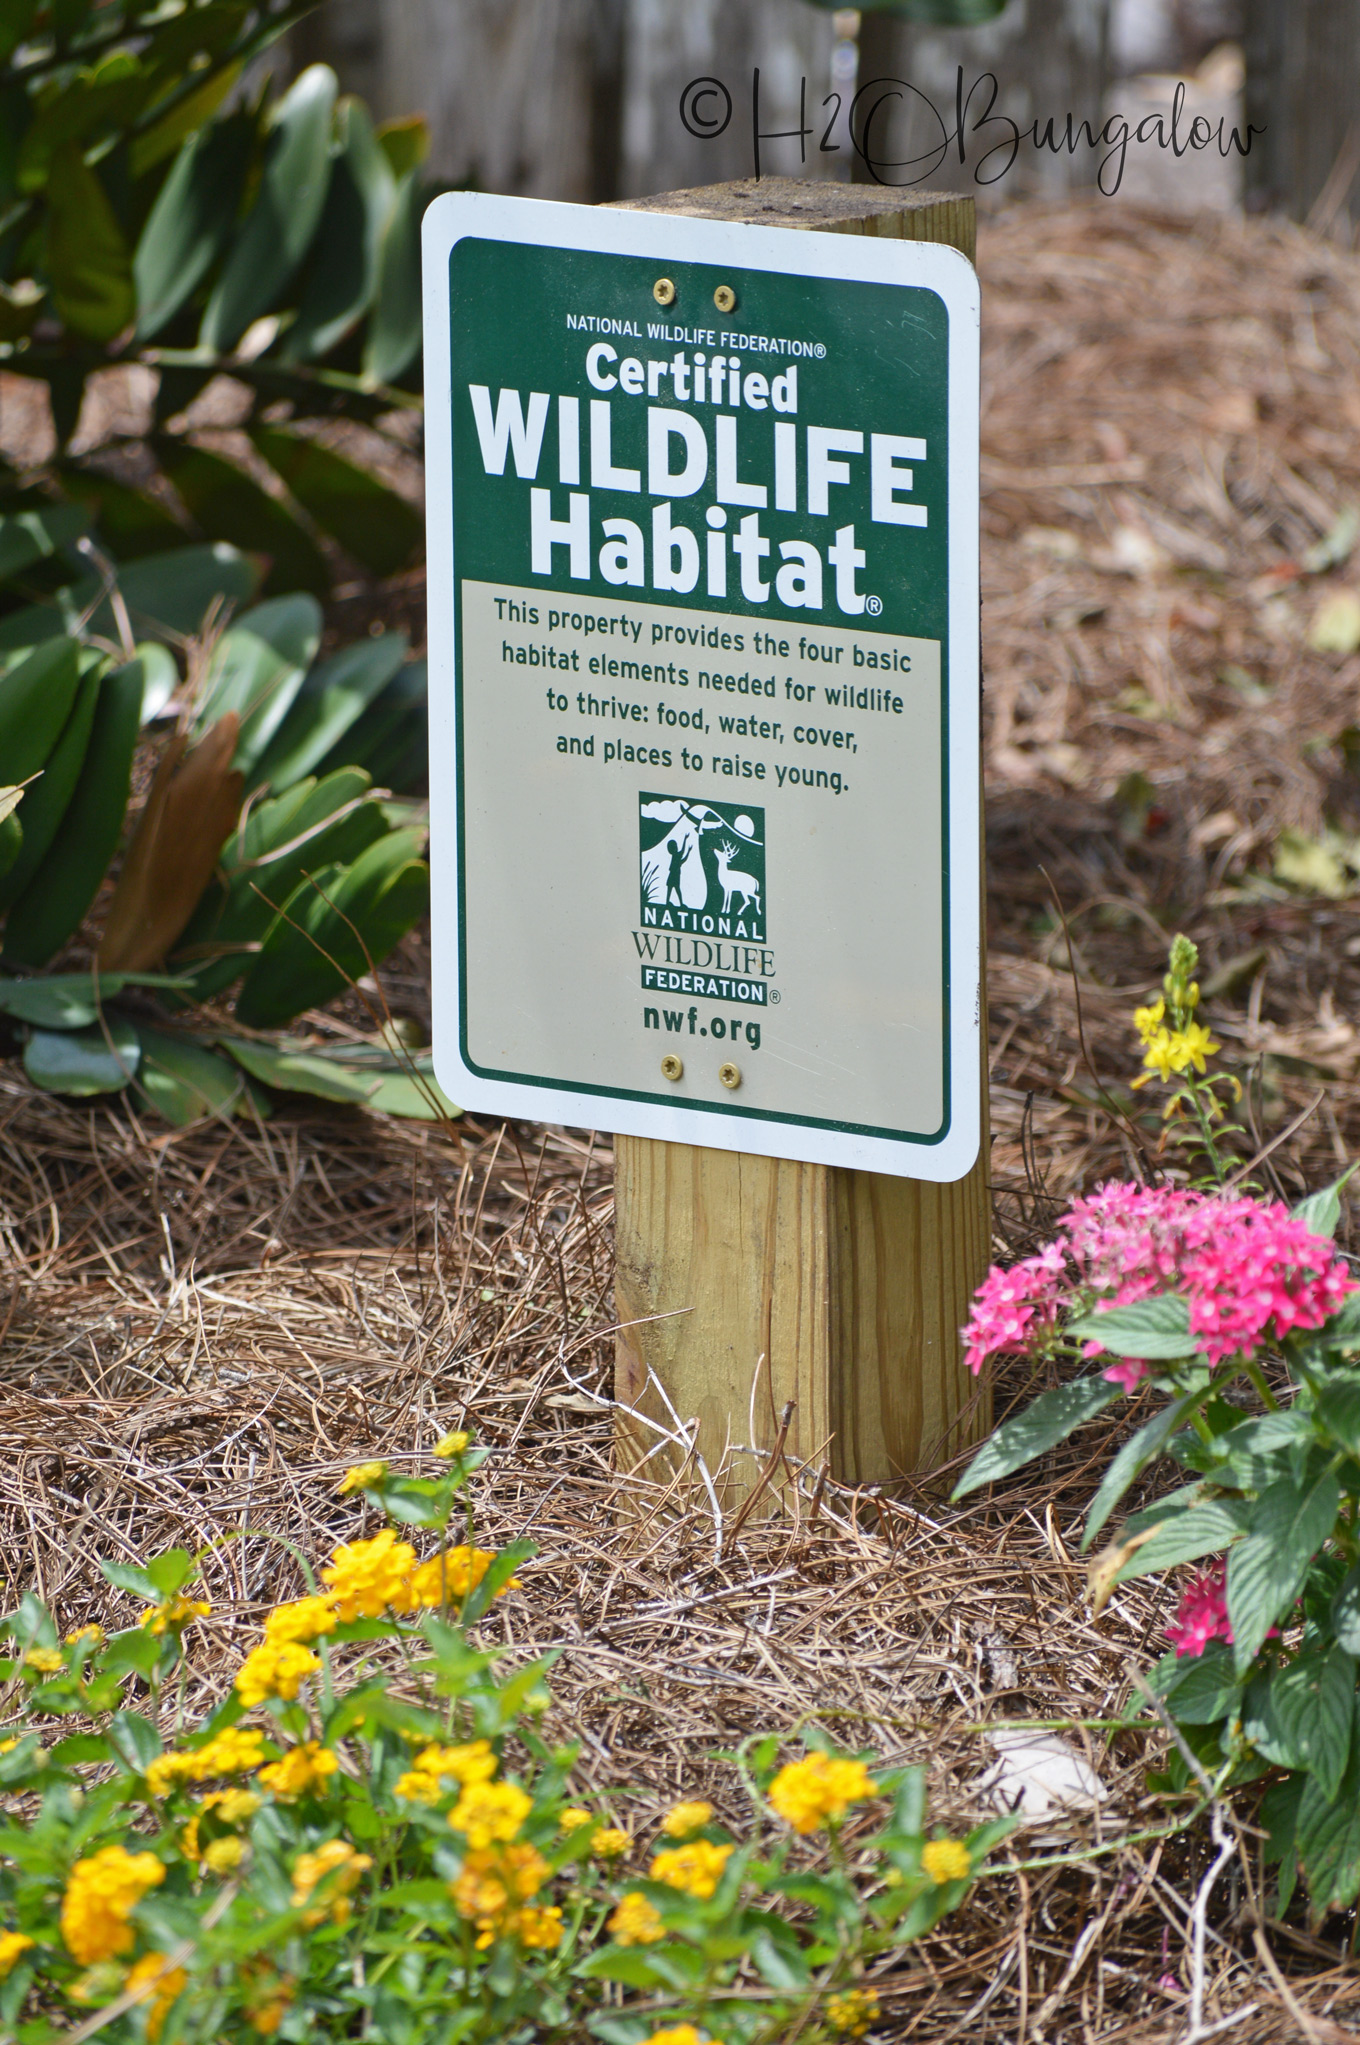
left=1316, top=1372, right=1360, bottom=1458
left=200, top=63, right=338, bottom=353
left=1297, top=1705, right=1360, bottom=1919
left=1227, top=1470, right=1342, bottom=1672
left=462, top=1540, right=535, bottom=1625
left=1083, top=1388, right=1209, bottom=1551
left=1162, top=1643, right=1242, bottom=1725
left=250, top=633, right=407, bottom=792
left=1334, top=1565, right=1360, bottom=1655
left=1261, top=1770, right=1305, bottom=1915
left=144, top=1548, right=196, bottom=1596
left=1291, top=1168, right=1358, bottom=1241
left=319, top=659, right=427, bottom=785
left=133, top=112, right=254, bottom=338
left=0, top=809, right=19, bottom=884
left=361, top=1066, right=460, bottom=1121
left=251, top=426, right=422, bottom=578
left=284, top=97, right=394, bottom=361
left=45, top=145, right=134, bottom=342
left=951, top=1376, right=1122, bottom=1500
left=192, top=593, right=322, bottom=780
left=137, top=643, right=178, bottom=722
left=23, top=1015, right=140, bottom=1096
left=54, top=468, right=185, bottom=562
left=3, top=658, right=142, bottom=967
left=0, top=635, right=81, bottom=784
left=217, top=1037, right=378, bottom=1105
left=0, top=662, right=99, bottom=913
left=1067, top=1293, right=1198, bottom=1360
left=1113, top=1499, right=1250, bottom=1584
left=107, top=543, right=260, bottom=642
left=107, top=1710, right=162, bottom=1773
left=128, top=56, right=243, bottom=178
left=51, top=1733, right=112, bottom=1765
left=1267, top=1646, right=1356, bottom=1800
left=234, top=831, right=428, bottom=1027
left=574, top=1951, right=672, bottom=1988
left=134, top=1025, right=245, bottom=1127
left=1321, top=1292, right=1360, bottom=1351
left=101, top=1628, right=162, bottom=1679
left=0, top=505, right=87, bottom=580
left=363, top=166, right=423, bottom=385
left=374, top=114, right=429, bottom=180
left=0, top=973, right=185, bottom=1028
left=156, top=440, right=329, bottom=598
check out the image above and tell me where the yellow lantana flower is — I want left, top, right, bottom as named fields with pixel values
left=126, top=1952, right=187, bottom=2042
left=203, top=1836, right=245, bottom=1873
left=23, top=1647, right=63, bottom=1676
left=648, top=1839, right=732, bottom=1899
left=141, top=1596, right=211, bottom=1637
left=60, top=1846, right=164, bottom=1965
left=827, top=1986, right=880, bottom=2036
left=321, top=1529, right=417, bottom=1620
left=559, top=1805, right=594, bottom=1832
left=768, top=1753, right=876, bottom=1834
left=434, top=1431, right=470, bottom=1458
left=593, top=1828, right=631, bottom=1858
left=64, top=1625, right=103, bottom=1649
left=0, top=1931, right=34, bottom=1979
left=337, top=1461, right=386, bottom=1495
left=921, top=1836, right=971, bottom=1885
left=257, top=1742, right=338, bottom=1800
left=448, top=1781, right=531, bottom=1850
left=263, top=1596, right=339, bottom=1647
left=234, top=1640, right=321, bottom=1708
left=395, top=1739, right=497, bottom=1804
left=608, top=1891, right=665, bottom=1945
left=660, top=1799, right=712, bottom=1838
left=290, top=1840, right=371, bottom=1927
left=638, top=2028, right=709, bottom=2045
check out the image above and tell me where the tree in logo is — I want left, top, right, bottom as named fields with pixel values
left=639, top=796, right=764, bottom=933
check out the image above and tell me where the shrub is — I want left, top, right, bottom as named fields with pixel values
left=955, top=937, right=1360, bottom=1925
left=0, top=1445, right=1006, bottom=2041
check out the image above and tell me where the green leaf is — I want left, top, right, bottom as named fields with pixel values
left=951, top=1375, right=1122, bottom=1499
left=1163, top=1643, right=1243, bottom=1725
left=251, top=426, right=422, bottom=579
left=0, top=662, right=100, bottom=914
left=363, top=166, right=423, bottom=385
left=200, top=64, right=338, bottom=353
left=1261, top=1770, right=1305, bottom=1915
left=374, top=115, right=429, bottom=180
left=23, top=1015, right=140, bottom=1096
left=318, top=658, right=426, bottom=785
left=361, top=1065, right=460, bottom=1121
left=51, top=1733, right=112, bottom=1765
left=1083, top=1388, right=1208, bottom=1551
left=1268, top=1646, right=1356, bottom=1800
left=1333, top=1565, right=1360, bottom=1654
left=216, top=1037, right=378, bottom=1105
left=101, top=1627, right=162, bottom=1679
left=54, top=468, right=186, bottom=563
left=1321, top=1292, right=1360, bottom=1352
left=0, top=973, right=186, bottom=1028
left=284, top=96, right=394, bottom=361
left=0, top=810, right=19, bottom=884
left=462, top=1541, right=535, bottom=1626
left=195, top=594, right=323, bottom=733
left=144, top=1549, right=196, bottom=1596
left=574, top=1950, right=673, bottom=1988
left=1291, top=1168, right=1359, bottom=1241
left=107, top=1710, right=162, bottom=1773
left=0, top=505, right=88, bottom=580
left=105, top=543, right=260, bottom=644
left=1227, top=1470, right=1342, bottom=1672
left=250, top=632, right=408, bottom=793
left=133, top=112, right=254, bottom=339
left=1067, top=1293, right=1198, bottom=1360
left=3, top=656, right=142, bottom=967
left=134, top=1025, right=246, bottom=1126
left=45, top=145, right=134, bottom=342
left=137, top=643, right=178, bottom=722
left=156, top=441, right=329, bottom=598
left=1113, top=1499, right=1251, bottom=1584
left=1316, top=1372, right=1360, bottom=1458
left=0, top=635, right=82, bottom=784
left=233, top=831, right=428, bottom=1028
left=1296, top=1703, right=1360, bottom=1918
left=99, top=1560, right=162, bottom=1602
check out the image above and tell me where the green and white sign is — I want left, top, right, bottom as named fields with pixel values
left=423, top=193, right=980, bottom=1179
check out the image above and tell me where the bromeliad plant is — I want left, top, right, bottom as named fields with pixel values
left=954, top=938, right=1360, bottom=1925
left=0, top=1444, right=1004, bottom=2043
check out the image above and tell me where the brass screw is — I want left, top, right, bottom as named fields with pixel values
left=713, top=283, right=737, bottom=313
left=718, top=1062, right=741, bottom=1090
left=660, top=1054, right=684, bottom=1081
left=653, top=277, right=676, bottom=307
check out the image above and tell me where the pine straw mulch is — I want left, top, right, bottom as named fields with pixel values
left=6, top=196, right=1360, bottom=2037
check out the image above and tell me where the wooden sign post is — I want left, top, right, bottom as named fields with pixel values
left=423, top=178, right=989, bottom=1505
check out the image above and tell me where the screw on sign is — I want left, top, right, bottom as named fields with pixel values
left=421, top=178, right=985, bottom=1503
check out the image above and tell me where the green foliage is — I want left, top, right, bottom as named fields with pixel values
left=0, top=1450, right=1002, bottom=2041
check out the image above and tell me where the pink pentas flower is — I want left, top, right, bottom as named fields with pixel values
left=1166, top=1559, right=1232, bottom=1658
left=960, top=1244, right=1065, bottom=1376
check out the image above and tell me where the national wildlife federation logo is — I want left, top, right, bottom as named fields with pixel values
left=639, top=795, right=766, bottom=941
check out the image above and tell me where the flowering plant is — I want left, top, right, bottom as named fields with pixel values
left=0, top=1442, right=1005, bottom=2041
left=955, top=949, right=1360, bottom=1925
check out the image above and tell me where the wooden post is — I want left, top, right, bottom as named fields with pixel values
left=609, top=177, right=990, bottom=1506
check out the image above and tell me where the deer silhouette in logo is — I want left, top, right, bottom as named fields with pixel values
left=713, top=837, right=761, bottom=919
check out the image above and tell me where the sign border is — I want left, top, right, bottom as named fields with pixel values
left=423, top=190, right=981, bottom=1182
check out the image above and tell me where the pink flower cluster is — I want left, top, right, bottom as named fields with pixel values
left=1165, top=1559, right=1232, bottom=1658
left=959, top=1181, right=1355, bottom=1382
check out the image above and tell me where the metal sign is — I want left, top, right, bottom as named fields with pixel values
left=423, top=192, right=980, bottom=1179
